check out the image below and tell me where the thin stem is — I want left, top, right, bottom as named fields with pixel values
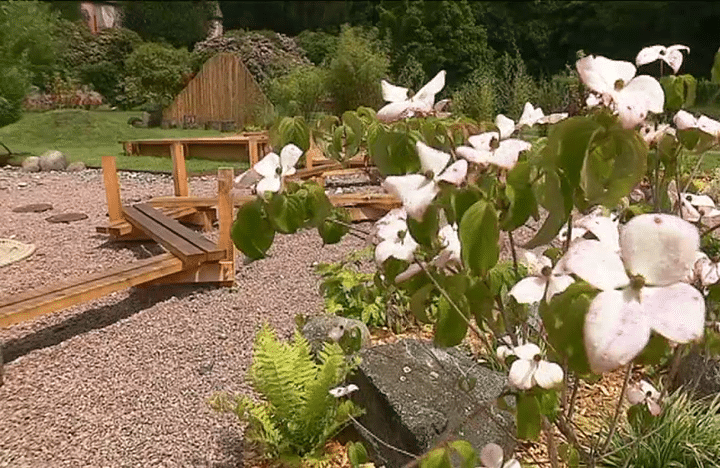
left=660, top=345, right=684, bottom=403
left=555, top=413, right=592, bottom=464
left=567, top=374, right=580, bottom=421
left=328, top=218, right=371, bottom=236
left=496, top=295, right=518, bottom=347
left=681, top=150, right=710, bottom=194
left=600, top=363, right=633, bottom=456
left=508, top=229, right=520, bottom=280
left=414, top=258, right=495, bottom=354
left=701, top=221, right=720, bottom=237
left=349, top=415, right=419, bottom=459
left=543, top=417, right=559, bottom=468
left=564, top=215, right=573, bottom=252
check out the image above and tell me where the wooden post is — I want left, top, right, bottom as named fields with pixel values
left=248, top=137, right=259, bottom=167
left=101, top=155, right=123, bottom=223
left=171, top=142, right=189, bottom=197
left=217, top=168, right=235, bottom=286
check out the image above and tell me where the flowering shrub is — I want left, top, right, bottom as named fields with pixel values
left=228, top=42, right=720, bottom=466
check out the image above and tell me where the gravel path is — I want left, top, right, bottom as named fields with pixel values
left=0, top=166, right=366, bottom=468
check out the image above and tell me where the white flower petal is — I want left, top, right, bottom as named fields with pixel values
left=495, top=114, right=516, bottom=139
left=412, top=70, right=446, bottom=108
left=520, top=250, right=551, bottom=276
left=468, top=132, right=499, bottom=151
left=698, top=115, right=720, bottom=137
left=497, top=345, right=513, bottom=361
left=509, top=359, right=536, bottom=390
left=546, top=274, right=575, bottom=302
left=537, top=113, right=568, bottom=125
left=576, top=214, right=620, bottom=252
left=437, top=224, right=461, bottom=266
left=534, top=361, right=564, bottom=389
left=377, top=101, right=413, bottom=123
left=626, top=382, right=647, bottom=405
left=518, top=102, right=545, bottom=128
left=253, top=152, right=280, bottom=178
left=642, top=283, right=705, bottom=343
left=663, top=48, right=685, bottom=74
left=383, top=175, right=439, bottom=221
left=647, top=398, right=662, bottom=416
left=584, top=289, right=652, bottom=373
left=623, top=76, right=665, bottom=114
left=437, top=159, right=467, bottom=185
left=620, top=214, right=699, bottom=286
left=416, top=141, right=451, bottom=178
left=381, top=79, right=409, bottom=103
left=503, top=460, right=521, bottom=468
left=490, top=139, right=531, bottom=170
left=480, top=443, right=504, bottom=468
left=576, top=55, right=637, bottom=96
left=514, top=343, right=542, bottom=360
left=255, top=175, right=281, bottom=194
left=674, top=110, right=698, bottom=130
left=456, top=145, right=491, bottom=165
left=509, top=277, right=547, bottom=304
left=586, top=93, right=602, bottom=108
left=636, top=45, right=666, bottom=67
left=279, top=144, right=303, bottom=175
left=639, top=380, right=660, bottom=400
left=562, top=240, right=630, bottom=291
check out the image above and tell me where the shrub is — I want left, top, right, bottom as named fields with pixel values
left=534, top=68, right=582, bottom=114
left=452, top=66, right=498, bottom=122
left=210, top=325, right=362, bottom=464
left=266, top=65, right=330, bottom=120
left=494, top=51, right=538, bottom=119
left=326, top=26, right=389, bottom=114
left=296, top=30, right=339, bottom=66
left=119, top=42, right=192, bottom=108
left=0, top=96, right=21, bottom=128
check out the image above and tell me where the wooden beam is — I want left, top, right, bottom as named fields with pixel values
left=0, top=253, right=184, bottom=328
left=217, top=168, right=235, bottom=262
left=101, top=156, right=123, bottom=222
left=171, top=142, right=189, bottom=197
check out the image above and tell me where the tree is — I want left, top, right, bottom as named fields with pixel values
left=120, top=1, right=212, bottom=48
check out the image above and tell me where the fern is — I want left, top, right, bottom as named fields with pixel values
left=211, top=324, right=363, bottom=463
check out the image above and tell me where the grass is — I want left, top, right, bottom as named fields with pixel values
left=0, top=109, right=250, bottom=174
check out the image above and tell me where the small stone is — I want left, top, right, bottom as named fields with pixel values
left=39, top=150, right=69, bottom=172
left=17, top=182, right=28, bottom=187
left=21, top=156, right=40, bottom=173
left=46, top=212, right=88, bottom=223
left=13, top=203, right=53, bottom=213
left=403, top=366, right=412, bottom=374
left=66, top=161, right=86, bottom=172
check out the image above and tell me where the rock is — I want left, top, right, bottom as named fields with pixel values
left=350, top=339, right=514, bottom=467
left=66, top=161, right=86, bottom=172
left=674, top=351, right=720, bottom=398
left=21, top=156, right=40, bottom=172
left=45, top=212, right=88, bottom=223
left=301, top=315, right=371, bottom=355
left=39, top=150, right=68, bottom=172
left=13, top=203, right=53, bottom=213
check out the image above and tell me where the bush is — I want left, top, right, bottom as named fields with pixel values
left=119, top=42, right=192, bottom=109
left=534, top=67, right=582, bottom=114
left=326, top=26, right=389, bottom=114
left=494, top=51, right=538, bottom=119
left=296, top=30, right=339, bottom=66
left=0, top=96, right=21, bottom=128
left=266, top=65, right=330, bottom=120
left=452, top=65, right=497, bottom=122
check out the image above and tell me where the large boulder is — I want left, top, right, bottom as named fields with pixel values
left=39, top=150, right=68, bottom=172
left=21, top=156, right=40, bottom=172
left=349, top=339, right=514, bottom=467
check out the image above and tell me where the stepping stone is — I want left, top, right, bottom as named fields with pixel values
left=46, top=213, right=88, bottom=223
left=13, top=203, right=53, bottom=213
left=350, top=339, right=514, bottom=467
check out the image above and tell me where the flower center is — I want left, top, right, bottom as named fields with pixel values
left=533, top=354, right=542, bottom=362
left=397, top=229, right=407, bottom=240
left=275, top=166, right=282, bottom=176
left=646, top=390, right=653, bottom=398
left=540, top=266, right=553, bottom=277
left=614, top=79, right=625, bottom=91
left=490, top=137, right=500, bottom=150
left=629, top=274, right=645, bottom=290
left=424, top=170, right=435, bottom=180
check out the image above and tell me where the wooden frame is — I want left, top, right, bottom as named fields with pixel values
left=121, top=133, right=270, bottom=165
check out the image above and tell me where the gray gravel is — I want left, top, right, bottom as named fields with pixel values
left=0, top=166, right=366, bottom=467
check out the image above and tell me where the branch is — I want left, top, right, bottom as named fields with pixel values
left=600, top=363, right=632, bottom=455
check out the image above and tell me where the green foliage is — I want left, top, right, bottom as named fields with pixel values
left=452, top=66, right=497, bottom=122
left=120, top=42, right=192, bottom=108
left=660, top=74, right=697, bottom=111
left=326, top=26, right=389, bottom=114
left=296, top=30, right=339, bottom=66
left=494, top=50, right=538, bottom=119
left=120, top=1, right=212, bottom=48
left=0, top=96, right=21, bottom=128
left=603, top=391, right=720, bottom=467
left=267, top=66, right=330, bottom=121
left=315, top=249, right=412, bottom=329
left=210, top=325, right=362, bottom=463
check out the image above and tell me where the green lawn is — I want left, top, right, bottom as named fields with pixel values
left=0, top=109, right=250, bottom=174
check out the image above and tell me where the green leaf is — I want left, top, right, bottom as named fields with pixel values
left=273, top=115, right=310, bottom=152
left=434, top=295, right=469, bottom=347
left=502, top=160, right=538, bottom=231
left=660, top=74, right=697, bottom=110
left=635, top=333, right=670, bottom=366
left=525, top=171, right=572, bottom=248
left=318, top=208, right=351, bottom=245
left=627, top=404, right=653, bottom=432
left=267, top=192, right=305, bottom=234
left=713, top=47, right=720, bottom=84
left=544, top=116, right=603, bottom=187
left=368, top=124, right=420, bottom=176
left=347, top=442, right=368, bottom=468
left=447, top=186, right=483, bottom=225
left=459, top=200, right=499, bottom=276
left=303, top=182, right=332, bottom=227
left=541, top=282, right=597, bottom=375
left=342, top=110, right=365, bottom=158
left=410, top=283, right=435, bottom=324
left=517, top=393, right=542, bottom=440
left=407, top=204, right=439, bottom=248
left=537, top=389, right=560, bottom=422
left=231, top=199, right=275, bottom=260
left=420, top=447, right=452, bottom=468
left=559, top=443, right=580, bottom=467
left=448, top=440, right=477, bottom=468
left=465, top=279, right=494, bottom=328
left=677, top=128, right=717, bottom=153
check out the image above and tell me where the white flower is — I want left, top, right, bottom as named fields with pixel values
left=509, top=251, right=574, bottom=304
left=436, top=223, right=461, bottom=269
left=557, top=208, right=620, bottom=253
left=668, top=182, right=720, bottom=222
left=329, top=384, right=359, bottom=398
left=692, top=252, right=720, bottom=287
left=456, top=128, right=531, bottom=171
left=374, top=208, right=418, bottom=264
left=238, top=144, right=303, bottom=195
left=377, top=71, right=446, bottom=123
left=382, top=142, right=467, bottom=220
left=640, top=122, right=676, bottom=145
left=576, top=55, right=664, bottom=129
left=517, top=102, right=568, bottom=128
left=636, top=45, right=690, bottom=74
left=480, top=443, right=521, bottom=468
left=673, top=110, right=720, bottom=137
left=625, top=379, right=661, bottom=416
left=504, top=343, right=564, bottom=390
left=563, top=213, right=705, bottom=373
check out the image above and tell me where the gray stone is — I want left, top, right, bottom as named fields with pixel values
left=39, top=150, right=68, bottom=172
left=674, top=351, right=720, bottom=398
left=350, top=339, right=514, bottom=467
left=301, top=315, right=370, bottom=355
left=66, top=161, right=86, bottom=172
left=21, top=156, right=40, bottom=172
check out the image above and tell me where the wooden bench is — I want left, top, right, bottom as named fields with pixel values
left=121, top=133, right=270, bottom=165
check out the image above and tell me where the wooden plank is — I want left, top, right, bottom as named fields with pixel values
left=123, top=205, right=206, bottom=266
left=142, top=261, right=234, bottom=286
left=133, top=204, right=219, bottom=254
left=101, top=156, right=123, bottom=222
left=0, top=253, right=184, bottom=328
left=217, top=169, right=235, bottom=272
left=171, top=142, right=189, bottom=197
